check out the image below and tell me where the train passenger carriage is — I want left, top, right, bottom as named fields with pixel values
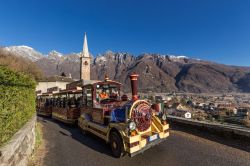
left=36, top=93, right=53, bottom=117
left=51, top=88, right=82, bottom=124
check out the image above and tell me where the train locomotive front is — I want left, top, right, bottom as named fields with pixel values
left=78, top=73, right=169, bottom=157
left=108, top=74, right=169, bottom=157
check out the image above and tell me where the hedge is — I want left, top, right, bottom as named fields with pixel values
left=0, top=66, right=36, bottom=147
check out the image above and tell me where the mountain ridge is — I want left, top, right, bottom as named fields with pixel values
left=2, top=45, right=250, bottom=93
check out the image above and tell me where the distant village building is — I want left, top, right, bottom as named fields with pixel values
left=237, top=107, right=250, bottom=117
left=217, top=103, right=237, bottom=112
left=183, top=111, right=192, bottom=119
left=154, top=95, right=163, bottom=102
left=172, top=110, right=192, bottom=119
left=36, top=75, right=74, bottom=94
left=176, top=104, right=190, bottom=112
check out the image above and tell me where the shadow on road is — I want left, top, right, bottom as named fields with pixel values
left=37, top=115, right=250, bottom=159
left=38, top=116, right=114, bottom=158
left=170, top=122, right=250, bottom=153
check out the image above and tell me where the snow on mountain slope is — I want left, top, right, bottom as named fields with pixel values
left=2, top=45, right=84, bottom=64
left=3, top=45, right=44, bottom=62
left=169, top=55, right=188, bottom=59
left=47, top=50, right=64, bottom=61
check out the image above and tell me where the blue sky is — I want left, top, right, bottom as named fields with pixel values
left=0, top=0, right=250, bottom=66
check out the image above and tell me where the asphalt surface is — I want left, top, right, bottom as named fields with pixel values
left=38, top=116, right=250, bottom=166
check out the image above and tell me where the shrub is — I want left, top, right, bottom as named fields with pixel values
left=0, top=66, right=36, bottom=146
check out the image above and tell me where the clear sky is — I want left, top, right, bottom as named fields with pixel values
left=0, top=0, right=250, bottom=66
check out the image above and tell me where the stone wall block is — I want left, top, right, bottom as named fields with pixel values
left=0, top=116, right=36, bottom=166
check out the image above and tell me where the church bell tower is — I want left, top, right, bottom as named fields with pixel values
left=80, top=33, right=91, bottom=80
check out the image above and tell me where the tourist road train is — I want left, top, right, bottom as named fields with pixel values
left=36, top=74, right=170, bottom=157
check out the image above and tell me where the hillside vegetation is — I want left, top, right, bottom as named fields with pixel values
left=0, top=66, right=36, bottom=146
left=0, top=48, right=43, bottom=80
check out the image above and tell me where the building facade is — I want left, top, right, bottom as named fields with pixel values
left=36, top=76, right=74, bottom=93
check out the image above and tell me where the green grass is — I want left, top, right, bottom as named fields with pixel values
left=35, top=122, right=43, bottom=149
left=28, top=122, right=44, bottom=166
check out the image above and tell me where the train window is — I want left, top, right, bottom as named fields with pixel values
left=60, top=94, right=67, bottom=108
left=85, top=87, right=93, bottom=107
left=69, top=96, right=76, bottom=108
left=95, top=84, right=120, bottom=104
left=56, top=98, right=61, bottom=107
left=45, top=98, right=50, bottom=107
left=53, top=95, right=59, bottom=107
left=73, top=93, right=83, bottom=108
left=75, top=93, right=82, bottom=99
left=63, top=97, right=67, bottom=108
left=49, top=98, right=53, bottom=106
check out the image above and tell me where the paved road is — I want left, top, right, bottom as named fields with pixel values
left=38, top=116, right=250, bottom=166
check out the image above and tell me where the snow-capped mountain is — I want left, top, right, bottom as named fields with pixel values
left=2, top=45, right=250, bottom=93
left=3, top=46, right=44, bottom=62
left=47, top=50, right=64, bottom=61
left=2, top=45, right=194, bottom=64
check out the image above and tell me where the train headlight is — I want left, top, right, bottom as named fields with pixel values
left=129, top=121, right=136, bottom=130
left=162, top=114, right=167, bottom=121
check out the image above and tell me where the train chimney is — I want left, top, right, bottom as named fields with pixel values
left=129, top=73, right=139, bottom=101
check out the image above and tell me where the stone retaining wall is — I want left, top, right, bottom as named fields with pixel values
left=0, top=116, right=36, bottom=166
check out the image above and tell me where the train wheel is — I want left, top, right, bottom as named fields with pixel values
left=80, top=128, right=88, bottom=135
left=79, top=123, right=88, bottom=135
left=109, top=132, right=124, bottom=158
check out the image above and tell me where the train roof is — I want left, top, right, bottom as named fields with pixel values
left=41, top=92, right=53, bottom=96
left=83, top=79, right=122, bottom=87
left=52, top=87, right=82, bottom=95
left=47, top=78, right=122, bottom=96
left=58, top=88, right=82, bottom=94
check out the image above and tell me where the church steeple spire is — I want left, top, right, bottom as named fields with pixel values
left=80, top=32, right=91, bottom=80
left=82, top=32, right=89, bottom=58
